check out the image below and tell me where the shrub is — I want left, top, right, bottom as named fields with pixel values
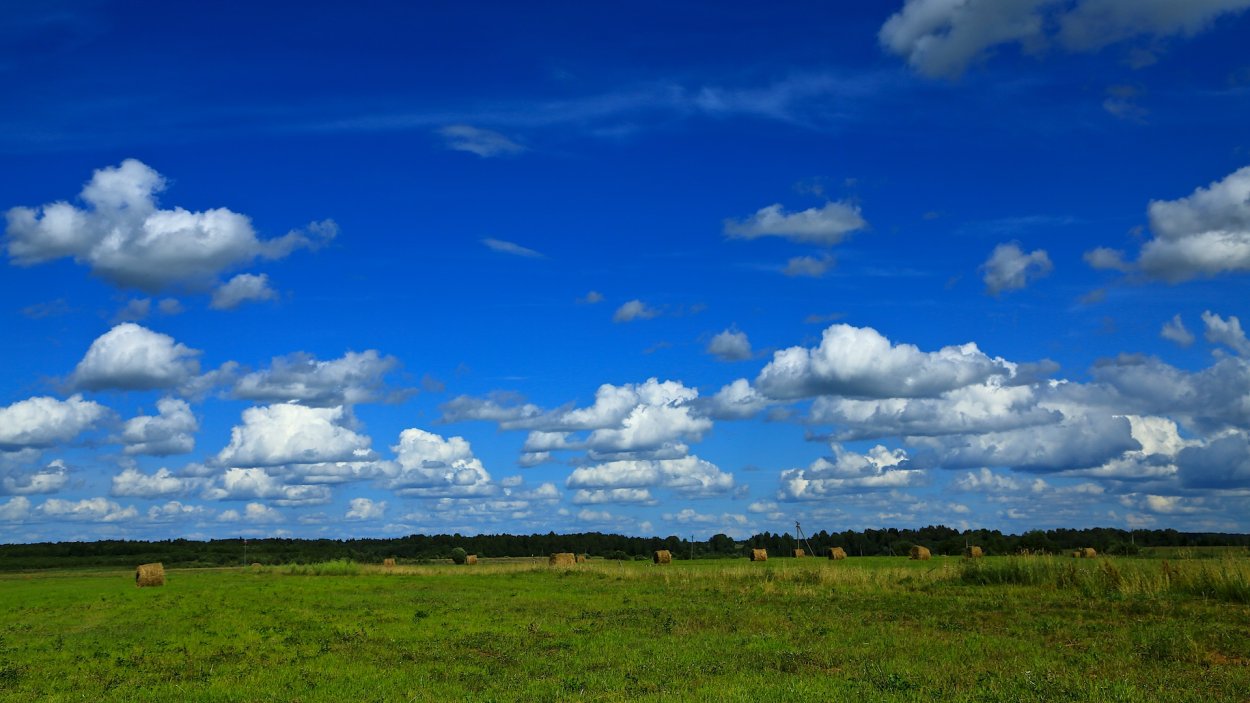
left=450, top=547, right=467, bottom=565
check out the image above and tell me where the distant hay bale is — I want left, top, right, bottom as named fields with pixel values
left=1082, top=547, right=1097, bottom=559
left=750, top=548, right=768, bottom=562
left=250, top=562, right=263, bottom=568
left=828, top=547, right=847, bottom=560
left=135, top=563, right=165, bottom=587
left=793, top=549, right=805, bottom=558
left=576, top=554, right=587, bottom=563
left=549, top=552, right=576, bottom=566
left=466, top=555, right=478, bottom=565
left=382, top=558, right=396, bottom=567
left=908, top=546, right=931, bottom=561
left=653, top=550, right=672, bottom=564
left=964, top=546, right=984, bottom=559
left=1071, top=550, right=1082, bottom=558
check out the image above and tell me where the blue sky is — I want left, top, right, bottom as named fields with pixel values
left=4, top=0, right=1250, bottom=542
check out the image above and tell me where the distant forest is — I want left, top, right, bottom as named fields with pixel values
left=2, top=526, right=1249, bottom=570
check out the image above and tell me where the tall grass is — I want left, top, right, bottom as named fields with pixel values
left=958, top=555, right=1250, bottom=603
left=283, top=559, right=361, bottom=576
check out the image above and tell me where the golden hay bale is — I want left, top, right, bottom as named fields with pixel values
left=382, top=558, right=396, bottom=567
left=549, top=552, right=576, bottom=566
left=1082, top=547, right=1098, bottom=559
left=964, top=546, right=984, bottom=559
left=1071, top=550, right=1082, bottom=558
left=466, top=555, right=478, bottom=565
left=750, top=548, right=768, bottom=562
left=793, top=549, right=805, bottom=558
left=908, top=545, right=931, bottom=561
left=250, top=562, right=263, bottom=569
left=135, top=563, right=165, bottom=587
left=576, top=554, right=587, bottom=563
left=828, top=547, right=847, bottom=560
left=653, top=550, right=672, bottom=564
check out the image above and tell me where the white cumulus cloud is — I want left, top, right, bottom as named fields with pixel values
left=981, top=242, right=1053, bottom=295
left=755, top=323, right=1008, bottom=400
left=71, top=323, right=201, bottom=391
left=215, top=404, right=375, bottom=468
left=0, top=395, right=109, bottom=450
left=211, top=273, right=278, bottom=310
left=4, top=159, right=335, bottom=292
left=724, top=202, right=866, bottom=245
left=707, top=329, right=753, bottom=361
left=121, top=397, right=197, bottom=455
left=233, top=350, right=403, bottom=407
left=345, top=497, right=387, bottom=520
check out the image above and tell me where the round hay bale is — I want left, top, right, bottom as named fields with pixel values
left=653, top=550, right=672, bottom=564
left=749, top=548, right=768, bottom=562
left=466, top=555, right=478, bottom=565
left=828, top=547, right=847, bottom=560
left=964, top=546, right=984, bottom=559
left=250, top=562, right=263, bottom=569
left=575, top=554, right=587, bottom=563
left=1082, top=547, right=1097, bottom=559
left=382, top=558, right=396, bottom=567
left=793, top=549, right=805, bottom=558
left=908, top=545, right=931, bottom=561
left=135, top=563, right=165, bottom=587
left=549, top=552, right=576, bottom=567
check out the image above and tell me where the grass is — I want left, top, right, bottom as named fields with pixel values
left=1, top=556, right=1248, bottom=701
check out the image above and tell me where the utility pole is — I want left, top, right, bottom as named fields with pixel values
left=690, top=534, right=694, bottom=561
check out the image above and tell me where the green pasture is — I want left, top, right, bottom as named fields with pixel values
left=1, top=556, right=1248, bottom=702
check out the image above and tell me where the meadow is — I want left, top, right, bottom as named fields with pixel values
left=1, top=555, right=1248, bottom=702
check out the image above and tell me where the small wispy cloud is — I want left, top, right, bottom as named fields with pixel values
left=438, top=125, right=525, bottom=157
left=482, top=238, right=544, bottom=259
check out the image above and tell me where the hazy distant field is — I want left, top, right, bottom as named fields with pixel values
left=2, top=556, right=1248, bottom=702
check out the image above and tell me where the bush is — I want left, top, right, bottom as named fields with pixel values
left=450, top=547, right=467, bottom=565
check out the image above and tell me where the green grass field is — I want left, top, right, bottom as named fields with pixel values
left=2, top=556, right=1248, bottom=702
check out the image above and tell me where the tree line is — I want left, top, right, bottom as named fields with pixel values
left=1, top=526, right=1247, bottom=570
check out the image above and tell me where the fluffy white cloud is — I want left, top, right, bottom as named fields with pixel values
left=755, top=323, right=1008, bottom=400
left=4, top=159, right=335, bottom=292
left=0, top=496, right=32, bottom=521
left=217, top=502, right=284, bottom=523
left=808, top=375, right=1059, bottom=440
left=385, top=428, right=494, bottom=497
left=981, top=242, right=1052, bottom=295
left=71, top=323, right=201, bottom=391
left=111, top=466, right=197, bottom=498
left=613, top=299, right=660, bottom=323
left=879, top=0, right=1250, bottom=78
left=204, top=467, right=332, bottom=505
left=571, top=488, right=656, bottom=505
left=782, top=254, right=835, bottom=278
left=724, top=202, right=866, bottom=245
left=216, top=404, right=375, bottom=468
left=345, top=497, right=387, bottom=520
left=567, top=455, right=733, bottom=497
left=1160, top=314, right=1195, bottom=347
left=210, top=273, right=278, bottom=310
left=1133, top=166, right=1250, bottom=281
left=145, top=501, right=211, bottom=522
left=707, top=329, right=752, bottom=361
left=2, top=459, right=70, bottom=495
left=38, top=497, right=137, bottom=522
left=1202, top=311, right=1250, bottom=356
left=0, top=395, right=109, bottom=450
left=121, top=397, right=197, bottom=455
left=705, top=378, right=770, bottom=420
left=778, top=444, right=923, bottom=501
left=439, top=393, right=543, bottom=428
left=438, top=125, right=525, bottom=157
left=233, top=350, right=403, bottom=406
